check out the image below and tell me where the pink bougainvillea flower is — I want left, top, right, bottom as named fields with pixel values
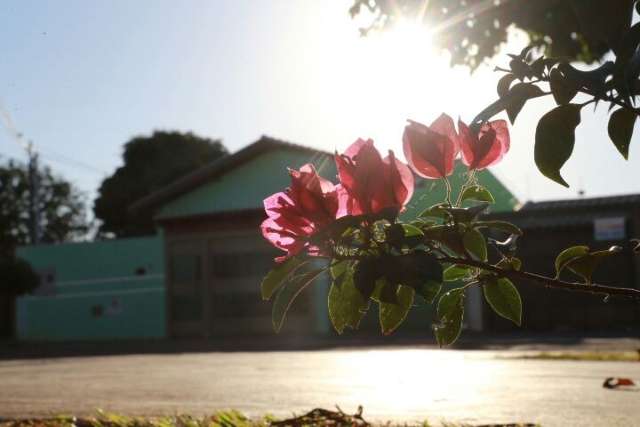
left=335, top=138, right=414, bottom=217
left=261, top=164, right=339, bottom=261
left=403, top=113, right=459, bottom=179
left=458, top=119, right=510, bottom=170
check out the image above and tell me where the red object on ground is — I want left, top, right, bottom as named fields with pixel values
left=603, top=377, right=636, bottom=389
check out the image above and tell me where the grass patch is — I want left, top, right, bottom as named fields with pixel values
left=0, top=409, right=539, bottom=427
left=511, top=351, right=640, bottom=362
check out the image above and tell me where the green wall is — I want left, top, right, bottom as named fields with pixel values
left=157, top=148, right=337, bottom=219
left=17, top=235, right=164, bottom=284
left=403, top=163, right=518, bottom=220
left=15, top=236, right=166, bottom=341
left=158, top=148, right=516, bottom=221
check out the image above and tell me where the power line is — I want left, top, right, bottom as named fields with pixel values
left=0, top=100, right=29, bottom=151
left=37, top=147, right=107, bottom=175
left=0, top=100, right=108, bottom=176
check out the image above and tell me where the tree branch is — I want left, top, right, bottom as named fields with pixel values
left=438, top=256, right=640, bottom=300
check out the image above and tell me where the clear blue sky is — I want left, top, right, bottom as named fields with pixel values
left=1, top=1, right=639, bottom=212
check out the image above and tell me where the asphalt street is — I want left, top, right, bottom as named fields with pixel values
left=1, top=348, right=639, bottom=426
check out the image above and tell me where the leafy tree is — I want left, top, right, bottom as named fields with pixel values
left=0, top=256, right=40, bottom=337
left=350, top=0, right=634, bottom=69
left=0, top=257, right=39, bottom=296
left=0, top=160, right=85, bottom=337
left=94, top=131, right=228, bottom=237
left=0, top=159, right=88, bottom=257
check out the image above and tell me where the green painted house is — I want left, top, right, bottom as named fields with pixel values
left=16, top=236, right=165, bottom=340
left=16, top=136, right=517, bottom=340
left=133, top=136, right=517, bottom=339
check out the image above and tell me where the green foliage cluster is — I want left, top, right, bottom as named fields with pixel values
left=261, top=166, right=639, bottom=346
left=262, top=175, right=532, bottom=346
left=349, top=0, right=634, bottom=69
left=0, top=159, right=85, bottom=297
left=0, top=160, right=88, bottom=255
left=473, top=39, right=640, bottom=187
left=0, top=257, right=39, bottom=296
left=94, top=131, right=227, bottom=238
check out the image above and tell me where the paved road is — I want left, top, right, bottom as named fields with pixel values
left=1, top=348, right=639, bottom=426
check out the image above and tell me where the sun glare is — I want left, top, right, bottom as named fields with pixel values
left=331, top=18, right=459, bottom=157
left=336, top=349, right=499, bottom=417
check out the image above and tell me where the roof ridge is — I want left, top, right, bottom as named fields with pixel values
left=129, top=136, right=331, bottom=213
left=257, top=135, right=332, bottom=155
left=523, top=192, right=640, bottom=211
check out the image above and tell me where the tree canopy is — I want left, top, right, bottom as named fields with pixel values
left=94, top=131, right=228, bottom=237
left=0, top=159, right=86, bottom=297
left=0, top=257, right=39, bottom=296
left=350, top=0, right=635, bottom=69
left=0, top=159, right=88, bottom=256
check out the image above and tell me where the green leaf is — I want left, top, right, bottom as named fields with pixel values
left=549, top=69, right=578, bottom=105
left=419, top=203, right=450, bottom=219
left=272, top=268, right=325, bottom=332
left=379, top=285, right=415, bottom=335
left=505, top=83, right=544, bottom=124
left=608, top=108, right=636, bottom=160
left=534, top=104, right=582, bottom=187
left=443, top=264, right=473, bottom=281
left=497, top=73, right=517, bottom=98
left=465, top=202, right=491, bottom=219
left=419, top=281, right=442, bottom=304
left=569, top=256, right=601, bottom=284
left=483, top=278, right=522, bottom=326
left=401, top=223, right=424, bottom=237
left=423, top=225, right=466, bottom=256
left=555, top=245, right=619, bottom=284
left=434, top=288, right=464, bottom=347
left=330, top=260, right=348, bottom=280
left=463, top=228, right=487, bottom=261
left=473, top=220, right=523, bottom=236
left=353, top=257, right=380, bottom=299
left=496, top=257, right=522, bottom=271
left=530, top=56, right=546, bottom=77
left=392, top=252, right=443, bottom=288
left=261, top=257, right=305, bottom=300
left=509, top=58, right=530, bottom=81
left=555, top=245, right=590, bottom=277
left=328, top=265, right=369, bottom=334
left=460, top=185, right=495, bottom=204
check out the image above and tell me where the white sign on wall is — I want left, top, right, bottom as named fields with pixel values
left=594, top=217, right=626, bottom=241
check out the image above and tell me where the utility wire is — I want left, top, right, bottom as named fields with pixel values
left=0, top=100, right=108, bottom=175
left=37, top=147, right=107, bottom=175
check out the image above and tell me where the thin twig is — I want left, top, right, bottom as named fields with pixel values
left=438, top=256, right=640, bottom=300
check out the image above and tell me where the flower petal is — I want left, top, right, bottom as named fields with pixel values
left=430, top=113, right=459, bottom=152
left=384, top=150, right=414, bottom=209
left=403, top=121, right=450, bottom=178
left=457, top=119, right=475, bottom=167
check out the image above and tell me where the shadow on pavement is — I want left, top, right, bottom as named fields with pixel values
left=1, top=331, right=639, bottom=360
